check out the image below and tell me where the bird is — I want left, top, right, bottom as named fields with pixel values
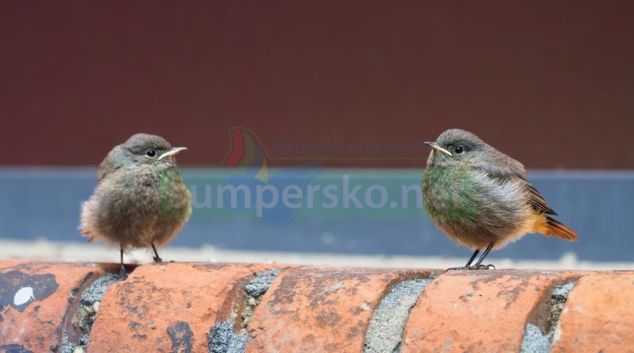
left=79, top=133, right=192, bottom=274
left=421, top=128, right=577, bottom=270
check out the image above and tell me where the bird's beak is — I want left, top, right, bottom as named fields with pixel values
left=158, top=147, right=188, bottom=160
left=424, top=141, right=452, bottom=157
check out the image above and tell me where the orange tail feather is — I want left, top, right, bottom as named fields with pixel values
left=544, top=216, right=578, bottom=241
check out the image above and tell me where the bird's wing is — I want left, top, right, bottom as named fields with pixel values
left=97, top=159, right=117, bottom=182
left=518, top=175, right=576, bottom=240
left=476, top=159, right=557, bottom=216
left=477, top=151, right=575, bottom=240
left=519, top=177, right=558, bottom=216
left=96, top=148, right=125, bottom=182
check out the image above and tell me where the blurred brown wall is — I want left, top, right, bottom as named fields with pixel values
left=1, top=1, right=632, bottom=169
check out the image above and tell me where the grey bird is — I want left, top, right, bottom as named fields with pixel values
left=422, top=128, right=577, bottom=270
left=79, top=133, right=192, bottom=274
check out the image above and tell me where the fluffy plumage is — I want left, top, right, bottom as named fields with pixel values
left=79, top=133, right=192, bottom=272
left=422, top=128, right=577, bottom=269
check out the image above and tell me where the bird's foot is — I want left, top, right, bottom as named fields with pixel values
left=470, top=264, right=496, bottom=270
left=153, top=256, right=163, bottom=263
left=445, top=264, right=496, bottom=272
left=119, top=264, right=129, bottom=278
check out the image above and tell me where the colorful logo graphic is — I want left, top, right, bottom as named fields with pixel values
left=221, top=127, right=323, bottom=227
left=224, top=127, right=270, bottom=183
left=182, top=127, right=429, bottom=226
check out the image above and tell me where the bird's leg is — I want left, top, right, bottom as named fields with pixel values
left=151, top=243, right=162, bottom=263
left=471, top=242, right=495, bottom=270
left=465, top=249, right=480, bottom=267
left=446, top=249, right=480, bottom=271
left=119, top=247, right=128, bottom=277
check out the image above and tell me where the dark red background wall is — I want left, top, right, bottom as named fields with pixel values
left=1, top=1, right=632, bottom=169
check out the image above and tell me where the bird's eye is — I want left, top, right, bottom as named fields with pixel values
left=146, top=149, right=157, bottom=157
left=454, top=145, right=464, bottom=154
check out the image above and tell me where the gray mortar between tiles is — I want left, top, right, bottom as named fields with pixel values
left=208, top=322, right=247, bottom=353
left=519, top=281, right=576, bottom=353
left=60, top=272, right=125, bottom=353
left=364, top=278, right=432, bottom=353
left=208, top=268, right=279, bottom=353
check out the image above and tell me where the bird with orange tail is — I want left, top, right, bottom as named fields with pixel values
left=422, top=128, right=578, bottom=270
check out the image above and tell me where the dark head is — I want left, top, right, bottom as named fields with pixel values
left=423, top=129, right=495, bottom=168
left=103, top=133, right=187, bottom=169
left=97, top=133, right=188, bottom=181
left=120, top=133, right=187, bottom=166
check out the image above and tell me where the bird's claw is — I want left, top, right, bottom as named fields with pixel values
left=119, top=264, right=129, bottom=278
left=445, top=264, right=496, bottom=272
left=153, top=256, right=162, bottom=263
left=470, top=264, right=496, bottom=270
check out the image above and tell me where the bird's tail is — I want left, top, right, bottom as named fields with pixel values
left=80, top=229, right=96, bottom=242
left=544, top=216, right=578, bottom=241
